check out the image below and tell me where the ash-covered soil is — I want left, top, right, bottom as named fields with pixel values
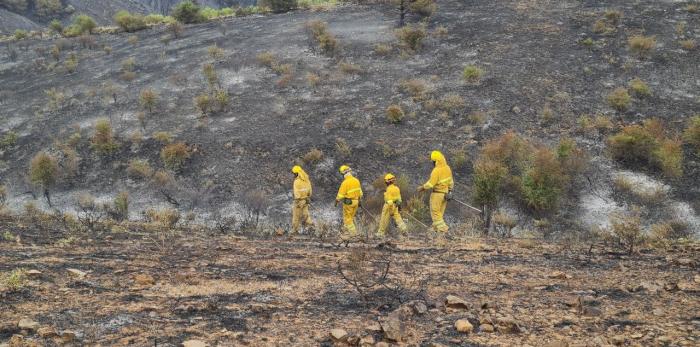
left=0, top=0, right=699, bottom=228
left=0, top=231, right=698, bottom=346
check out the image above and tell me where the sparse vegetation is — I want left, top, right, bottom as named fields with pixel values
left=1, top=268, right=27, bottom=292
left=29, top=151, right=59, bottom=205
left=608, top=119, right=683, bottom=178
left=114, top=10, right=147, bottom=32
left=679, top=39, right=696, bottom=51
left=139, top=88, right=158, bottom=113
left=161, top=142, right=191, bottom=171
left=463, top=65, right=483, bottom=83
left=628, top=35, right=656, bottom=57
left=608, top=210, right=644, bottom=254
left=194, top=94, right=212, bottom=116
left=395, top=24, right=426, bottom=52
left=607, top=87, right=631, bottom=111
left=127, top=159, right=154, bottom=179
left=171, top=1, right=205, bottom=24
left=303, top=148, right=323, bottom=164
left=683, top=115, right=700, bottom=154
left=153, top=131, right=173, bottom=143
left=208, top=44, right=224, bottom=60
left=0, top=131, right=18, bottom=150
left=386, top=104, right=404, bottom=124
left=629, top=78, right=651, bottom=97
left=64, top=14, right=96, bottom=37
left=305, top=20, right=338, bottom=56
left=112, top=191, right=129, bottom=221
left=91, top=118, right=119, bottom=154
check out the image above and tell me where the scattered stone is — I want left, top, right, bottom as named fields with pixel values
left=17, top=319, right=39, bottom=331
left=496, top=317, right=522, bottom=334
left=9, top=335, right=24, bottom=345
left=37, top=326, right=57, bottom=338
left=480, top=323, right=495, bottom=333
left=134, top=273, right=155, bottom=286
left=548, top=271, right=572, bottom=280
left=512, top=106, right=522, bottom=114
left=61, top=330, right=77, bottom=343
left=480, top=301, right=497, bottom=309
left=445, top=295, right=470, bottom=310
left=582, top=306, right=603, bottom=317
left=675, top=258, right=694, bottom=266
left=633, top=281, right=661, bottom=294
left=694, top=275, right=700, bottom=283
left=25, top=270, right=42, bottom=279
left=411, top=301, right=428, bottom=315
left=375, top=343, right=390, bottom=347
left=381, top=313, right=405, bottom=342
left=455, top=319, right=473, bottom=333
left=611, top=335, right=625, bottom=345
left=329, top=328, right=348, bottom=342
left=359, top=335, right=374, bottom=346
left=182, top=340, right=207, bottom=347
left=67, top=268, right=87, bottom=278
left=365, top=322, right=382, bottom=332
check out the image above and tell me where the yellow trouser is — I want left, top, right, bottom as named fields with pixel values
left=342, top=199, right=359, bottom=235
left=377, top=203, right=407, bottom=236
left=430, top=192, right=448, bottom=232
left=291, top=199, right=313, bottom=233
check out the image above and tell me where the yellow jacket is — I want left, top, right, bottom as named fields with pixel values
left=337, top=174, right=363, bottom=200
left=423, top=152, right=453, bottom=193
left=293, top=168, right=312, bottom=200
left=384, top=184, right=402, bottom=205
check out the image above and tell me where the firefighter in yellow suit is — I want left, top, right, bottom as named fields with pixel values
left=335, top=165, right=363, bottom=237
left=291, top=165, right=314, bottom=235
left=417, top=151, right=453, bottom=233
left=377, top=173, right=407, bottom=238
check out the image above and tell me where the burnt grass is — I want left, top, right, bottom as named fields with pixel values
left=0, top=0, right=698, bottom=225
left=1, top=232, right=699, bottom=346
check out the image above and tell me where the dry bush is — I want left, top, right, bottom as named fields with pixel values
left=167, top=21, right=184, bottom=38
left=0, top=269, right=28, bottom=293
left=492, top=210, right=517, bottom=237
left=64, top=53, right=78, bottom=73
left=214, top=89, right=230, bottom=111
left=152, top=131, right=173, bottom=143
left=145, top=208, right=180, bottom=229
left=112, top=191, right=129, bottom=221
left=161, top=142, right=190, bottom=171
left=114, top=10, right=147, bottom=32
left=0, top=131, right=18, bottom=150
left=208, top=44, right=224, bottom=60
left=679, top=39, right=696, bottom=50
left=256, top=51, right=276, bottom=68
left=438, top=93, right=465, bottom=114
left=91, top=118, right=119, bottom=154
left=608, top=210, right=644, bottom=254
left=650, top=219, right=692, bottom=245
left=628, top=35, right=656, bottom=57
left=395, top=24, right=426, bottom=52
left=462, top=65, right=483, bottom=83
left=629, top=78, right=651, bottom=97
left=0, top=184, right=6, bottom=207
left=139, top=88, right=158, bottom=113
left=303, top=148, right=323, bottom=164
left=306, top=72, right=321, bottom=87
left=241, top=190, right=270, bottom=231
left=374, top=43, right=392, bottom=56
left=127, top=159, right=154, bottom=179
left=305, top=20, right=338, bottom=56
left=339, top=61, right=363, bottom=75
left=29, top=152, right=59, bottom=200
left=399, top=79, right=428, bottom=99
left=612, top=175, right=668, bottom=206
left=683, top=115, right=700, bottom=154
left=128, top=35, right=140, bottom=45
left=556, top=138, right=588, bottom=176
left=607, top=87, right=631, bottom=111
left=653, top=139, right=683, bottom=178
left=335, top=138, right=352, bottom=157
left=194, top=94, right=212, bottom=116
left=386, top=104, right=404, bottom=124
left=520, top=147, right=567, bottom=211
left=409, top=0, right=436, bottom=17
left=433, top=25, right=448, bottom=37
left=153, top=170, right=175, bottom=188
left=76, top=194, right=108, bottom=233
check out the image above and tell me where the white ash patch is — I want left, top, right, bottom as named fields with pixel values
left=614, top=170, right=671, bottom=196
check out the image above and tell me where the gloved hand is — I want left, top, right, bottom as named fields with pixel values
left=334, top=200, right=339, bottom=207
left=445, top=191, right=453, bottom=201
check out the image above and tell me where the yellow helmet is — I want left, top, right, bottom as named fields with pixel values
left=339, top=165, right=351, bottom=174
left=291, top=165, right=302, bottom=174
left=384, top=173, right=395, bottom=181
left=430, top=150, right=443, bottom=161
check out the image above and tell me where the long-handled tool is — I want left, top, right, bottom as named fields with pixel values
left=404, top=211, right=430, bottom=229
left=451, top=198, right=482, bottom=214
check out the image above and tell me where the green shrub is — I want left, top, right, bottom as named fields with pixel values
left=0, top=184, right=6, bottom=207
left=608, top=119, right=683, bottom=177
left=258, top=0, right=297, bottom=13
left=91, top=118, right=119, bottom=153
left=171, top=1, right=205, bottom=23
left=65, top=14, right=96, bottom=37
left=395, top=24, right=426, bottom=52
left=463, top=65, right=483, bottom=83
left=113, top=191, right=129, bottom=221
left=144, top=14, right=176, bottom=25
left=556, top=138, right=588, bottom=175
left=152, top=131, right=173, bottom=143
left=629, top=78, right=651, bottom=97
left=114, top=10, right=147, bottom=32
left=202, top=63, right=218, bottom=87
left=64, top=53, right=78, bottom=73
left=13, top=29, right=28, bottom=40
left=35, top=0, right=62, bottom=17
left=201, top=6, right=234, bottom=19
left=214, top=89, right=229, bottom=111
left=49, top=19, right=63, bottom=33
left=607, top=87, right=631, bottom=111
left=0, top=269, right=27, bottom=292
left=683, top=115, right=700, bottom=154
left=161, top=142, right=190, bottom=170
left=472, top=159, right=508, bottom=209
left=628, top=35, right=656, bottom=57
left=386, top=104, right=404, bottom=124
left=0, top=131, right=18, bottom=150
left=194, top=94, right=212, bottom=115
left=653, top=139, right=683, bottom=178
left=29, top=152, right=58, bottom=190
left=520, top=148, right=567, bottom=211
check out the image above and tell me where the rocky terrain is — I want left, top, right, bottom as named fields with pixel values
left=0, top=230, right=698, bottom=346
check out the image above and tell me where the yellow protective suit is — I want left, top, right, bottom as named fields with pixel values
left=336, top=173, right=363, bottom=235
left=291, top=167, right=313, bottom=233
left=377, top=184, right=407, bottom=236
left=422, top=151, right=453, bottom=233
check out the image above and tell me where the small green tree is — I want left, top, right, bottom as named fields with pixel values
left=171, top=1, right=205, bottom=23
left=49, top=19, right=63, bottom=33
left=472, top=158, right=507, bottom=233
left=114, top=10, right=147, bottom=32
left=91, top=118, right=119, bottom=153
left=29, top=152, right=59, bottom=206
